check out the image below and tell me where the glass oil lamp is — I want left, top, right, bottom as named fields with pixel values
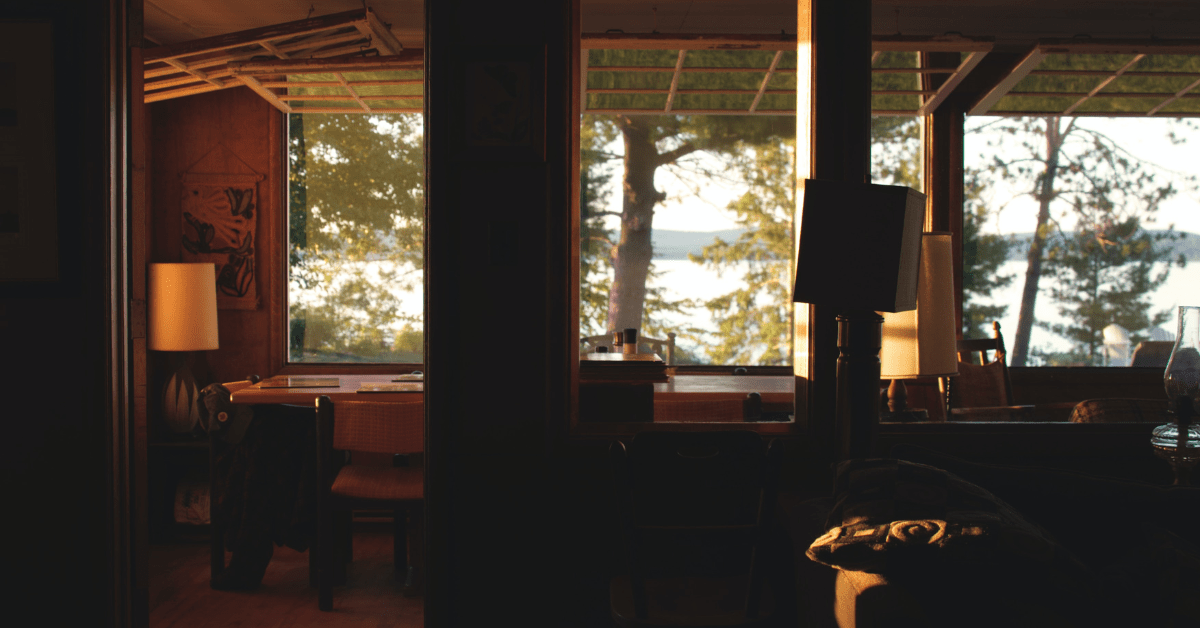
left=1152, top=306, right=1200, bottom=481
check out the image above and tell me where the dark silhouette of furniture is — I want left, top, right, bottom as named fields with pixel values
left=581, top=331, right=677, bottom=365
left=316, top=395, right=424, bottom=611
left=1069, top=398, right=1170, bottom=423
left=608, top=431, right=783, bottom=626
left=942, top=322, right=1031, bottom=421
left=652, top=393, right=763, bottom=422
left=207, top=375, right=263, bottom=582
left=1131, top=340, right=1174, bottom=367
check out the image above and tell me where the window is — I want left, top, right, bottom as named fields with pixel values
left=287, top=111, right=425, bottom=363
left=579, top=47, right=797, bottom=367
left=961, top=47, right=1200, bottom=368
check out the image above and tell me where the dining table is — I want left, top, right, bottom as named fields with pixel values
left=229, top=373, right=423, bottom=405
left=231, top=372, right=794, bottom=416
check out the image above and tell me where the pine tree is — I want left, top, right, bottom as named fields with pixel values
left=1039, top=216, right=1182, bottom=365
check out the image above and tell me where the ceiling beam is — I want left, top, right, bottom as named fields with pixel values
left=143, top=9, right=369, bottom=63
left=969, top=47, right=1045, bottom=115
left=918, top=50, right=988, bottom=116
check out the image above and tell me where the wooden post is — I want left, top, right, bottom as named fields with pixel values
left=798, top=0, right=875, bottom=468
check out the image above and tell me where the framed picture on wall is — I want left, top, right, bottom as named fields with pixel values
left=457, top=46, right=546, bottom=162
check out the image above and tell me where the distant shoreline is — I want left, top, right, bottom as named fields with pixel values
left=650, top=229, right=1200, bottom=262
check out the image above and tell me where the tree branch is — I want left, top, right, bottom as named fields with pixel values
left=654, top=142, right=701, bottom=168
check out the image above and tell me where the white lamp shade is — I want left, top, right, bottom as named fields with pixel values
left=880, top=233, right=958, bottom=379
left=149, top=263, right=220, bottom=351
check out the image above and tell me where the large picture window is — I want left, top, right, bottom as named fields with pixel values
left=287, top=112, right=425, bottom=363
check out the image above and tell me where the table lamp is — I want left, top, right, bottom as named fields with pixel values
left=792, top=179, right=925, bottom=459
left=149, top=262, right=220, bottom=435
left=880, top=233, right=959, bottom=422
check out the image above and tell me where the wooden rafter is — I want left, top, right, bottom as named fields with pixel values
left=969, top=47, right=1047, bottom=115
left=970, top=39, right=1200, bottom=117
left=585, top=35, right=994, bottom=117
left=750, top=51, right=784, bottom=113
left=143, top=8, right=406, bottom=105
left=226, top=53, right=424, bottom=115
left=1148, top=76, right=1200, bottom=115
left=1062, top=54, right=1145, bottom=115
left=917, top=50, right=988, bottom=115
left=664, top=50, right=687, bottom=112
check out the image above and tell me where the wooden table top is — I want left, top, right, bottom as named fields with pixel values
left=654, top=374, right=792, bottom=397
left=230, top=373, right=794, bottom=407
left=230, top=374, right=423, bottom=405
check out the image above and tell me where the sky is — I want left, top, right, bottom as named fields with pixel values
left=595, top=116, right=1200, bottom=236
left=967, top=117, right=1200, bottom=237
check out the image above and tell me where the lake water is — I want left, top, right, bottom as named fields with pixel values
left=645, top=258, right=1200, bottom=362
left=319, top=256, right=1199, bottom=364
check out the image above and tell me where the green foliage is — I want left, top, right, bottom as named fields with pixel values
left=1038, top=217, right=1181, bottom=364
left=690, top=138, right=796, bottom=365
left=969, top=116, right=1188, bottom=364
left=288, top=113, right=424, bottom=362
left=578, top=111, right=792, bottom=342
left=962, top=170, right=1016, bottom=338
left=871, top=117, right=921, bottom=188
left=579, top=115, right=619, bottom=336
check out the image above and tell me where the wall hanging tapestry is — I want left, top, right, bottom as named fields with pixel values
left=180, top=169, right=263, bottom=310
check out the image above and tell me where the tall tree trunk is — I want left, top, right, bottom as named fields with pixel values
left=606, top=117, right=665, bottom=332
left=1010, top=117, right=1070, bottom=366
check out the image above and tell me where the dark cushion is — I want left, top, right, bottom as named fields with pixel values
left=888, top=444, right=1200, bottom=566
left=807, top=459, right=1088, bottom=580
left=889, top=445, right=1200, bottom=627
left=806, top=457, right=1107, bottom=628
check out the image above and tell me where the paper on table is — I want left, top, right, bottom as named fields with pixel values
left=391, top=373, right=424, bottom=382
left=258, top=376, right=340, bottom=388
left=357, top=382, right=423, bottom=393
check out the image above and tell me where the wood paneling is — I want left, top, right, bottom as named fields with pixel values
left=148, top=87, right=283, bottom=392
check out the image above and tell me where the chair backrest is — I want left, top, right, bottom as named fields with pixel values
left=652, top=393, right=762, bottom=422
left=1131, top=341, right=1174, bottom=367
left=957, top=321, right=1007, bottom=365
left=609, top=431, right=782, bottom=620
left=581, top=332, right=676, bottom=365
left=316, top=396, right=424, bottom=455
left=946, top=321, right=1014, bottom=409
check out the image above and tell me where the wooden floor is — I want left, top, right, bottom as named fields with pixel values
left=149, top=526, right=423, bottom=627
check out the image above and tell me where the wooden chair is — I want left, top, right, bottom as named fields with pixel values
left=608, top=431, right=783, bottom=627
left=653, top=393, right=763, bottom=422
left=205, top=375, right=262, bottom=583
left=582, top=332, right=677, bottom=365
left=942, top=322, right=1027, bottom=420
left=1131, top=341, right=1174, bottom=367
left=315, top=395, right=424, bottom=611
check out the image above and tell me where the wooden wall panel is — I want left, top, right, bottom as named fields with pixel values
left=147, top=87, right=283, bottom=393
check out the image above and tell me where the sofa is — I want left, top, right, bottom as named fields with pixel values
left=781, top=446, right=1200, bottom=628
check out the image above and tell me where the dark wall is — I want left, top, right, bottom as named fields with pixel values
left=423, top=0, right=584, bottom=624
left=0, top=0, right=121, bottom=624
